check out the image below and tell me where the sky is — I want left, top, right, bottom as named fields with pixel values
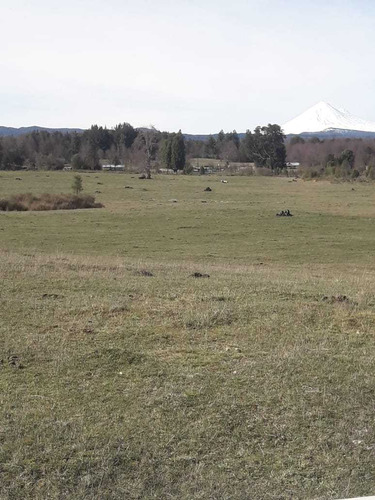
left=1, top=0, right=375, bottom=133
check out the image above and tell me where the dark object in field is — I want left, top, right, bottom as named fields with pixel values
left=276, top=209, right=293, bottom=217
left=204, top=187, right=212, bottom=192
left=0, top=193, right=103, bottom=211
left=322, top=294, right=354, bottom=304
left=97, top=182, right=103, bottom=185
left=139, top=174, right=147, bottom=179
left=124, top=186, right=133, bottom=189
left=8, top=355, right=23, bottom=369
left=16, top=177, right=22, bottom=180
left=42, top=293, right=63, bottom=299
left=191, top=272, right=210, bottom=278
left=135, top=269, right=154, bottom=277
left=95, top=190, right=101, bottom=193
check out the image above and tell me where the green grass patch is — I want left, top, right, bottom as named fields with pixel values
left=1, top=172, right=375, bottom=265
left=1, top=172, right=375, bottom=498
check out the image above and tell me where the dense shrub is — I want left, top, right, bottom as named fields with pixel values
left=0, top=193, right=103, bottom=211
left=0, top=198, right=26, bottom=211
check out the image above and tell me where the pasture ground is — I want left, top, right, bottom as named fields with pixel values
left=1, top=172, right=375, bottom=499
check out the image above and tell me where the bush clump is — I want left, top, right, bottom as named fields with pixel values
left=0, top=193, right=103, bottom=211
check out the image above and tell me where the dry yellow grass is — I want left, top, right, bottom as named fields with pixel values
left=1, top=249, right=375, bottom=499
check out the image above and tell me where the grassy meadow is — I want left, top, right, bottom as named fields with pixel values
left=1, top=171, right=375, bottom=499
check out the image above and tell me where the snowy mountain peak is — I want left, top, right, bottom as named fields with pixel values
left=282, top=102, right=375, bottom=135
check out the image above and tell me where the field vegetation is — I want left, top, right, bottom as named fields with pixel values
left=1, top=171, right=375, bottom=499
left=0, top=192, right=102, bottom=212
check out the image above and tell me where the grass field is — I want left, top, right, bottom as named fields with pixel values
left=1, top=172, right=375, bottom=499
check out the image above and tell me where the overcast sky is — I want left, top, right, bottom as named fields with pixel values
left=1, top=0, right=375, bottom=133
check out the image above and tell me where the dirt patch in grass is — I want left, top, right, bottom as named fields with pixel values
left=0, top=193, right=103, bottom=211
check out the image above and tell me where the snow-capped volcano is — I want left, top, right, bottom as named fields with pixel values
left=282, top=101, right=375, bottom=135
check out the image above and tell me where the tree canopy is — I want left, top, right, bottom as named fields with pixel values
left=241, top=124, right=286, bottom=169
left=160, top=131, right=186, bottom=171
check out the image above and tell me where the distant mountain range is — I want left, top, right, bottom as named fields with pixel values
left=183, top=133, right=245, bottom=141
left=0, top=125, right=238, bottom=141
left=3, top=102, right=375, bottom=140
left=0, top=125, right=84, bottom=137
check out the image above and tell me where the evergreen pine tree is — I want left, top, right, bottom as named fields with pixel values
left=171, top=130, right=186, bottom=171
left=72, top=175, right=83, bottom=195
left=160, top=137, right=173, bottom=168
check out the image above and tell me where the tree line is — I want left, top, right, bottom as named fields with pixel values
left=0, top=124, right=186, bottom=172
left=0, top=122, right=287, bottom=173
left=286, top=135, right=375, bottom=178
left=185, top=126, right=286, bottom=168
left=3, top=120, right=375, bottom=179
